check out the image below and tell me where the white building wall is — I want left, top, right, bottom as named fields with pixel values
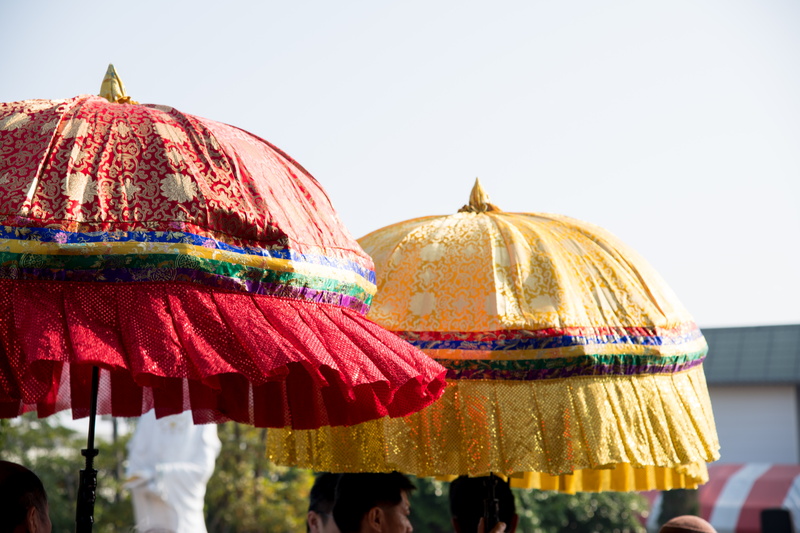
left=708, top=385, right=799, bottom=464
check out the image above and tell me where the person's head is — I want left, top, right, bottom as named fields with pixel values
left=659, top=515, right=718, bottom=533
left=308, top=473, right=341, bottom=533
left=449, top=475, right=518, bottom=533
left=0, top=461, right=51, bottom=533
left=333, top=472, right=415, bottom=533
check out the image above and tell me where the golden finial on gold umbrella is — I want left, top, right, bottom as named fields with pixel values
left=458, top=177, right=501, bottom=213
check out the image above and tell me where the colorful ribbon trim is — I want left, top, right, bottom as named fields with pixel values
left=0, top=225, right=375, bottom=283
left=437, top=349, right=707, bottom=380
left=395, top=324, right=707, bottom=379
left=0, top=228, right=375, bottom=312
left=398, top=325, right=703, bottom=351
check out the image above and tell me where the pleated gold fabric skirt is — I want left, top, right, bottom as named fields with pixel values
left=268, top=364, right=718, bottom=492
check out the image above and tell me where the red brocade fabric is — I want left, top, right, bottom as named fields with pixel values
left=0, top=96, right=447, bottom=428
left=0, top=96, right=370, bottom=262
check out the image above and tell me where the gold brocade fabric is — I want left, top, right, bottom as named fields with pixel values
left=267, top=183, right=720, bottom=491
left=360, top=210, right=691, bottom=333
left=267, top=366, right=716, bottom=492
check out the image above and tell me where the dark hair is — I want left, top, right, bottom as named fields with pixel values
left=449, top=475, right=516, bottom=533
left=308, top=473, right=340, bottom=531
left=0, top=460, right=48, bottom=533
left=333, top=472, right=416, bottom=533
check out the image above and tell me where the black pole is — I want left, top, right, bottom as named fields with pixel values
left=483, top=474, right=500, bottom=532
left=75, top=366, right=100, bottom=533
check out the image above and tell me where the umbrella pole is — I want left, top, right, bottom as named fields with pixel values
left=483, top=473, right=500, bottom=532
left=75, top=365, right=100, bottom=533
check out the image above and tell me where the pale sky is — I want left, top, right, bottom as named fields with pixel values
left=1, top=0, right=798, bottom=328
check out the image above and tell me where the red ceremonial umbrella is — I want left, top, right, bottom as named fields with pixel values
left=0, top=66, right=446, bottom=530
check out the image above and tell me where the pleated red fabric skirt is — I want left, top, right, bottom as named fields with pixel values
left=0, top=280, right=447, bottom=429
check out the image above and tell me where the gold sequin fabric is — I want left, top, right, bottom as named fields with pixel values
left=268, top=367, right=715, bottom=492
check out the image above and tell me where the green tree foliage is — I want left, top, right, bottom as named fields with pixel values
left=408, top=476, right=453, bottom=533
left=3, top=416, right=324, bottom=532
left=205, top=422, right=315, bottom=533
left=405, top=475, right=649, bottom=533
left=92, top=418, right=136, bottom=533
left=0, top=413, right=133, bottom=533
left=513, top=489, right=649, bottom=533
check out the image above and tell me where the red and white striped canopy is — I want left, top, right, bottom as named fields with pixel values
left=645, top=464, right=800, bottom=533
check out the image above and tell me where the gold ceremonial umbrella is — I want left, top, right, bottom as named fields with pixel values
left=268, top=179, right=719, bottom=493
